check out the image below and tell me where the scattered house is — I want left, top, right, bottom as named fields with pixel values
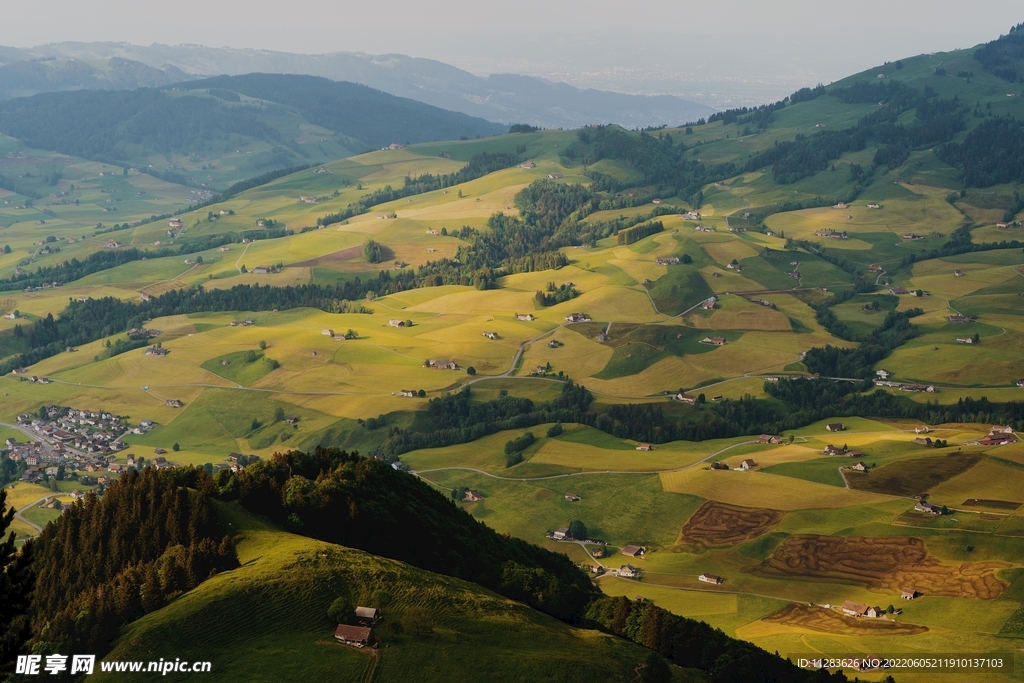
left=183, top=259, right=197, bottom=266
left=564, top=493, right=581, bottom=502
left=913, top=437, right=933, bottom=447
left=956, top=336, right=974, bottom=344
left=334, top=624, right=375, bottom=648
left=397, top=389, right=416, bottom=398
left=710, top=461, right=730, bottom=470
left=902, top=383, right=936, bottom=393
left=849, top=462, right=868, bottom=472
left=656, top=256, right=680, bottom=265
left=618, top=564, right=640, bottom=578
left=564, top=313, right=591, bottom=323
left=546, top=173, right=565, bottom=180
left=596, top=331, right=610, bottom=342
left=915, top=501, right=942, bottom=515
left=833, top=202, right=848, bottom=209
left=700, top=336, right=727, bottom=346
left=621, top=545, right=646, bottom=558
left=758, top=435, right=783, bottom=444
left=954, top=270, right=965, bottom=277
left=684, top=211, right=701, bottom=220
left=516, top=313, right=536, bottom=321
left=518, top=162, right=536, bottom=169
left=548, top=339, right=563, bottom=348
left=826, top=423, right=846, bottom=432
left=726, top=262, right=743, bottom=272
left=698, top=573, right=724, bottom=585
left=876, top=369, right=891, bottom=379
left=674, top=393, right=696, bottom=405
left=463, top=490, right=484, bottom=502
left=901, top=589, right=917, bottom=600
left=553, top=526, right=570, bottom=540
left=218, top=246, right=230, bottom=252
left=388, top=319, right=408, bottom=327
left=947, top=314, right=976, bottom=323
left=139, top=293, right=151, bottom=302
left=636, top=443, right=653, bottom=451
left=145, top=346, right=169, bottom=357
left=701, top=297, right=717, bottom=310
left=322, top=329, right=335, bottom=337
left=168, top=219, right=184, bottom=229
left=1018, top=379, right=1024, bottom=388
left=842, top=601, right=871, bottom=617
left=428, top=360, right=459, bottom=370
left=997, top=222, right=1011, bottom=229
left=286, top=416, right=299, bottom=424
left=914, top=425, right=930, bottom=434
left=888, top=287, right=909, bottom=296
left=243, top=318, right=254, bottom=326
left=822, top=444, right=848, bottom=456
left=867, top=203, right=881, bottom=209
left=866, top=606, right=885, bottom=618
left=106, top=240, right=122, bottom=249
left=533, top=365, right=549, bottom=375
left=902, top=233, right=923, bottom=241
left=978, top=426, right=1017, bottom=446
left=252, top=266, right=271, bottom=275
left=299, top=196, right=319, bottom=204
left=355, top=607, right=381, bottom=626
left=482, top=331, right=499, bottom=340
left=868, top=265, right=883, bottom=272
left=740, top=459, right=757, bottom=470
left=165, top=399, right=183, bottom=408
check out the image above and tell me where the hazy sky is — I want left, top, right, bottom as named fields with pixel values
left=3, top=0, right=1021, bottom=101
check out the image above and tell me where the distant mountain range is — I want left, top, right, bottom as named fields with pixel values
left=0, top=42, right=716, bottom=128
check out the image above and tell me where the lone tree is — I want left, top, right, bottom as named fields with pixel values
left=567, top=519, right=587, bottom=540
left=327, top=596, right=355, bottom=625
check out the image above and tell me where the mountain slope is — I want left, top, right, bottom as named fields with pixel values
left=0, top=74, right=504, bottom=189
left=93, top=503, right=696, bottom=683
left=0, top=43, right=716, bottom=128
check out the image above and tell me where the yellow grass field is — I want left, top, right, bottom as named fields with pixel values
left=929, top=458, right=1024, bottom=505
left=529, top=439, right=715, bottom=472
left=659, top=469, right=892, bottom=509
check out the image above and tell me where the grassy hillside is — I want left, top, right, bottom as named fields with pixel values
left=94, top=502, right=698, bottom=683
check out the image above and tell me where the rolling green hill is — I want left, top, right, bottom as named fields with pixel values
left=93, top=502, right=696, bottom=683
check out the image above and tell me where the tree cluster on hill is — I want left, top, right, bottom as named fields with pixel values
left=28, top=468, right=238, bottom=659
left=0, top=489, right=34, bottom=677
left=378, top=383, right=594, bottom=457
left=974, top=24, right=1024, bottom=82
left=617, top=221, right=664, bottom=245
left=586, top=595, right=854, bottom=683
left=937, top=117, right=1024, bottom=186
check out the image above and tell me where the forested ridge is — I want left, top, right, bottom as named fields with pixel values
left=0, top=74, right=502, bottom=167
left=27, top=468, right=238, bottom=661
